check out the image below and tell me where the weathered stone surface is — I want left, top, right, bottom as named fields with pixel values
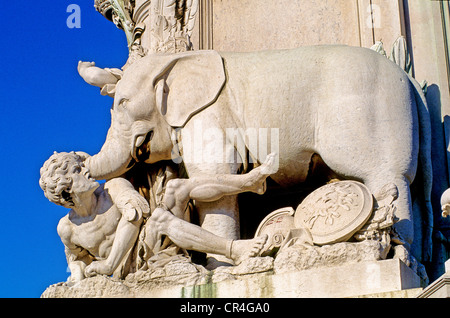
left=43, top=242, right=422, bottom=298
left=43, top=258, right=421, bottom=298
left=41, top=275, right=131, bottom=298
left=211, top=259, right=421, bottom=298
left=274, top=240, right=384, bottom=274
left=42, top=259, right=210, bottom=298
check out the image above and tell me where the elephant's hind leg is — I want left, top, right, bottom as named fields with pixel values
left=362, top=174, right=414, bottom=249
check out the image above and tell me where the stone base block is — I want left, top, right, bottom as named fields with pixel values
left=417, top=259, right=450, bottom=298
left=42, top=259, right=421, bottom=298
left=417, top=273, right=450, bottom=298
left=183, top=259, right=420, bottom=298
left=353, top=288, right=423, bottom=298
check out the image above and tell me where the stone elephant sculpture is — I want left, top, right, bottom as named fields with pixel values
left=83, top=45, right=433, bottom=266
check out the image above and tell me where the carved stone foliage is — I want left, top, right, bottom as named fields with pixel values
left=148, top=0, right=199, bottom=53
left=94, top=0, right=199, bottom=53
left=95, top=0, right=135, bottom=44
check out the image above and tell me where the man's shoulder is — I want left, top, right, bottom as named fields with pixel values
left=57, top=214, right=72, bottom=239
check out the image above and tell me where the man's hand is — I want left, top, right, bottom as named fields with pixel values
left=122, top=193, right=150, bottom=222
left=84, top=260, right=113, bottom=278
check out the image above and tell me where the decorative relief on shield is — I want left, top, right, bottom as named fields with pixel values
left=294, top=181, right=373, bottom=245
left=255, top=207, right=296, bottom=256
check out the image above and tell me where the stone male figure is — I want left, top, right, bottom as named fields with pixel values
left=39, top=151, right=147, bottom=282
left=40, top=152, right=271, bottom=281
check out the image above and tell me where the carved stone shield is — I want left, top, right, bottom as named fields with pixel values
left=255, top=207, right=295, bottom=256
left=294, top=181, right=373, bottom=245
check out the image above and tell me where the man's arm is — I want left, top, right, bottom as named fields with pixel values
left=104, top=178, right=150, bottom=221
left=57, top=217, right=93, bottom=282
left=64, top=247, right=93, bottom=282
left=84, top=178, right=148, bottom=277
left=84, top=215, right=142, bottom=277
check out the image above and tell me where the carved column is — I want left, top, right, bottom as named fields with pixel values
left=198, top=0, right=213, bottom=50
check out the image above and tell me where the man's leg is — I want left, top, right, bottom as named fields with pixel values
left=162, top=153, right=277, bottom=219
left=145, top=207, right=267, bottom=265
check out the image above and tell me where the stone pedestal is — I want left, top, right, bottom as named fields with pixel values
left=183, top=259, right=421, bottom=298
left=42, top=259, right=422, bottom=298
left=417, top=259, right=450, bottom=298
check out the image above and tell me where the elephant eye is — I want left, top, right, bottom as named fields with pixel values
left=118, top=98, right=129, bottom=109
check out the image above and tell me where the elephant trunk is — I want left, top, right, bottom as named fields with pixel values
left=85, top=114, right=134, bottom=181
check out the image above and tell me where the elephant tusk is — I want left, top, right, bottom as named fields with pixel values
left=132, top=131, right=153, bottom=162
left=135, top=135, right=146, bottom=149
left=131, top=135, right=145, bottom=161
left=131, top=137, right=143, bottom=162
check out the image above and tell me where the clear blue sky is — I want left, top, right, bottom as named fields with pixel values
left=0, top=2, right=129, bottom=297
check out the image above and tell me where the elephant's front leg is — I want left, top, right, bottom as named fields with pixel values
left=181, top=135, right=243, bottom=269
left=193, top=195, right=240, bottom=268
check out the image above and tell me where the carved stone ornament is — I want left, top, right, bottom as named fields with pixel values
left=95, top=0, right=135, bottom=45
left=94, top=0, right=198, bottom=53
left=294, top=181, right=374, bottom=245
left=254, top=207, right=295, bottom=256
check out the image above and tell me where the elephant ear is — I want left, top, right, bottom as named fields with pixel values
left=153, top=50, right=226, bottom=128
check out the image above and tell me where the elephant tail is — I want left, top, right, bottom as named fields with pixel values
left=409, top=73, right=434, bottom=263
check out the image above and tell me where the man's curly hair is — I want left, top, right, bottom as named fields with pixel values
left=39, top=152, right=84, bottom=206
